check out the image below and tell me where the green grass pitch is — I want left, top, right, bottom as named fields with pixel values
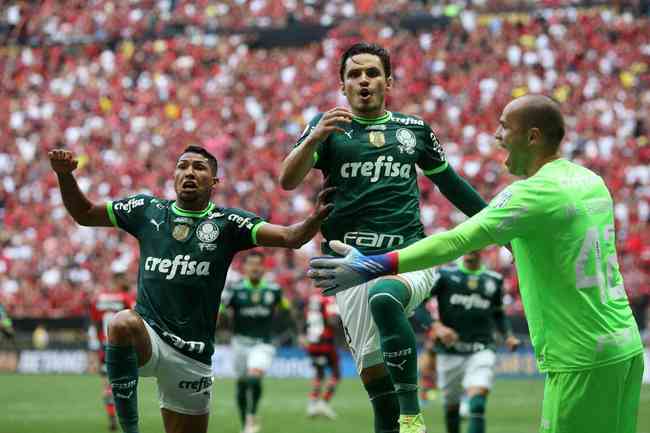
left=1, top=374, right=648, bottom=433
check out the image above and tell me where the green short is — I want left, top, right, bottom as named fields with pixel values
left=540, top=352, right=644, bottom=433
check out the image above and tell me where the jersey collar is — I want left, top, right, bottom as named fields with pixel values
left=244, top=278, right=266, bottom=290
left=457, top=260, right=486, bottom=275
left=352, top=111, right=391, bottom=125
left=171, top=202, right=215, bottom=218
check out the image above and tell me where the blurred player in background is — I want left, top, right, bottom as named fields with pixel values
left=280, top=42, right=487, bottom=433
left=89, top=274, right=136, bottom=431
left=302, top=287, right=341, bottom=419
left=428, top=250, right=519, bottom=433
left=0, top=303, right=15, bottom=343
left=49, top=146, right=333, bottom=433
left=309, top=95, right=645, bottom=433
left=220, top=251, right=293, bottom=433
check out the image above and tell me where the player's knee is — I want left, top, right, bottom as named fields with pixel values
left=368, top=278, right=409, bottom=318
left=107, top=310, right=139, bottom=344
left=468, top=394, right=486, bottom=415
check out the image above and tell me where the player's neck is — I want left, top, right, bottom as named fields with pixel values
left=526, top=153, right=560, bottom=178
left=174, top=199, right=212, bottom=213
left=351, top=107, right=388, bottom=121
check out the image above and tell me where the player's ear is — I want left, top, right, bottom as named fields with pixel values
left=385, top=75, right=393, bottom=91
left=528, top=127, right=542, bottom=147
left=340, top=80, right=346, bottom=95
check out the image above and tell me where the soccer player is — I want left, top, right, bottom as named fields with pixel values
left=89, top=273, right=136, bottom=431
left=49, top=145, right=333, bottom=433
left=302, top=287, right=341, bottom=419
left=220, top=250, right=292, bottom=433
left=280, top=42, right=487, bottom=433
left=428, top=250, right=520, bottom=433
left=0, top=303, right=15, bottom=342
left=309, top=95, right=645, bottom=433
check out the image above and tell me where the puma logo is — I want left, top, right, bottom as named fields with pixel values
left=150, top=219, right=164, bottom=231
left=114, top=391, right=134, bottom=399
left=385, top=359, right=408, bottom=371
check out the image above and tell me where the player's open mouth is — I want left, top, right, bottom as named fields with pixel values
left=182, top=180, right=197, bottom=189
left=359, top=89, right=371, bottom=99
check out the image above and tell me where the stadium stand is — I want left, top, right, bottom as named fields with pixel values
left=0, top=2, right=648, bottom=322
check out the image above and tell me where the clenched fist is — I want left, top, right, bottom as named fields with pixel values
left=48, top=149, right=78, bottom=175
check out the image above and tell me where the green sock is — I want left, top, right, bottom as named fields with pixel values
left=105, top=345, right=139, bottom=433
left=369, top=279, right=420, bottom=415
left=236, top=378, right=248, bottom=425
left=445, top=404, right=460, bottom=433
left=467, top=395, right=486, bottom=433
left=365, top=374, right=400, bottom=433
left=249, top=377, right=262, bottom=414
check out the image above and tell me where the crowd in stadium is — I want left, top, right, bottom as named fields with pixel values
left=1, top=3, right=648, bottom=319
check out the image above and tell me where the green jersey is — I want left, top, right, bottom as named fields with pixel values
left=0, top=304, right=12, bottom=329
left=473, top=159, right=643, bottom=371
left=297, top=111, right=448, bottom=254
left=431, top=262, right=509, bottom=355
left=107, top=194, right=265, bottom=365
left=221, top=278, right=284, bottom=342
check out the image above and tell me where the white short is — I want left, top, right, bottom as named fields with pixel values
left=335, top=268, right=438, bottom=373
left=139, top=321, right=213, bottom=415
left=231, top=335, right=276, bottom=378
left=436, top=349, right=496, bottom=405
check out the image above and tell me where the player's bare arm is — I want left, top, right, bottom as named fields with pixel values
left=48, top=149, right=112, bottom=227
left=279, top=108, right=353, bottom=190
left=255, top=187, right=335, bottom=248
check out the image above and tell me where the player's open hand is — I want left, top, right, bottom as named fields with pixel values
left=48, top=149, right=78, bottom=174
left=505, top=335, right=521, bottom=352
left=310, top=107, right=353, bottom=143
left=309, top=241, right=396, bottom=296
left=313, top=186, right=336, bottom=221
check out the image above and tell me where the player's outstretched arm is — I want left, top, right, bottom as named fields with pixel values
left=309, top=218, right=494, bottom=295
left=255, top=187, right=335, bottom=248
left=48, top=149, right=112, bottom=227
left=427, top=164, right=487, bottom=217
left=279, top=108, right=352, bottom=190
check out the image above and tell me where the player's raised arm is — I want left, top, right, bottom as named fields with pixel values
left=255, top=187, right=334, bottom=248
left=48, top=149, right=112, bottom=227
left=279, top=108, right=353, bottom=190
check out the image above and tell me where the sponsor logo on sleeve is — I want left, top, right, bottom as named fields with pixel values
left=114, top=197, right=145, bottom=213
left=227, top=214, right=255, bottom=230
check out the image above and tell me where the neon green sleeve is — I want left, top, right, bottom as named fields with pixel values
left=396, top=216, right=494, bottom=274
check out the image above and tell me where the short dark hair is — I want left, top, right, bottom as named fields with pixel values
left=518, top=95, right=565, bottom=151
left=244, top=250, right=264, bottom=262
left=179, top=145, right=218, bottom=176
left=339, top=42, right=391, bottom=81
